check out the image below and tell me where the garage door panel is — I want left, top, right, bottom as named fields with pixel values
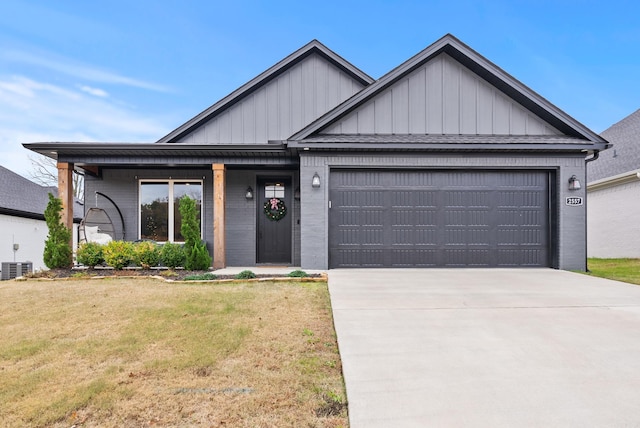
left=330, top=170, right=550, bottom=268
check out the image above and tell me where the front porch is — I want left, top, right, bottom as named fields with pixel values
left=50, top=146, right=300, bottom=270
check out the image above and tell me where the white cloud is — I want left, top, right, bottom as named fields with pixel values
left=79, top=85, right=109, bottom=98
left=1, top=49, right=172, bottom=93
left=0, top=75, right=174, bottom=179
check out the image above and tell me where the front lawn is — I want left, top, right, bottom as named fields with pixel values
left=587, top=258, right=640, bottom=285
left=0, top=278, right=347, bottom=427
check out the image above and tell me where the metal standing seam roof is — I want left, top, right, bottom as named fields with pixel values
left=588, top=108, right=640, bottom=183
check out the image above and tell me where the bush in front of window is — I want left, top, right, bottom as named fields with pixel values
left=187, top=240, right=212, bottom=271
left=102, top=240, right=136, bottom=270
left=77, top=242, right=104, bottom=268
left=179, top=195, right=212, bottom=270
left=160, top=242, right=186, bottom=269
left=134, top=241, right=161, bottom=269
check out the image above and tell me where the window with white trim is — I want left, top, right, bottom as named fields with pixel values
left=139, top=180, right=203, bottom=242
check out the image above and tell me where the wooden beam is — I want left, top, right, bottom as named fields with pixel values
left=212, top=164, right=226, bottom=269
left=80, top=165, right=100, bottom=177
left=57, top=162, right=74, bottom=245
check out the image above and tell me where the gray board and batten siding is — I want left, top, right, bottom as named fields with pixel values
left=175, top=52, right=369, bottom=145
left=321, top=53, right=562, bottom=136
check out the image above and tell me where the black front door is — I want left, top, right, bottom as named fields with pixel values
left=256, top=177, right=292, bottom=264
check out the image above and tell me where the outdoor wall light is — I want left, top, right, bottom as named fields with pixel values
left=294, top=187, right=301, bottom=200
left=311, top=173, right=321, bottom=188
left=568, top=175, right=581, bottom=191
left=245, top=186, right=254, bottom=200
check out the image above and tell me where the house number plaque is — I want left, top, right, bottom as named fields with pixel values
left=565, top=197, right=583, bottom=206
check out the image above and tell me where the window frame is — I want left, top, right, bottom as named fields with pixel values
left=138, top=179, right=204, bottom=243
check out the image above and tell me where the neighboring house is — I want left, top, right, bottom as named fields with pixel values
left=24, top=34, right=609, bottom=271
left=587, top=108, right=640, bottom=258
left=0, top=166, right=81, bottom=272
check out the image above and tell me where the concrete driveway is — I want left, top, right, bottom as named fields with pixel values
left=328, top=269, right=640, bottom=427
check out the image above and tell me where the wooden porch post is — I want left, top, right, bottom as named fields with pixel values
left=57, top=162, right=74, bottom=246
left=212, top=164, right=226, bottom=269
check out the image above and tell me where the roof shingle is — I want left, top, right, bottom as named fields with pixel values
left=588, top=108, right=640, bottom=182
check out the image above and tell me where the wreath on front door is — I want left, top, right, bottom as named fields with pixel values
left=264, top=198, right=287, bottom=221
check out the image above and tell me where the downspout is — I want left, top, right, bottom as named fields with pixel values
left=585, top=151, right=600, bottom=164
left=583, top=150, right=600, bottom=272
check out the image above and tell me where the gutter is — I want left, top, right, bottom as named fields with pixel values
left=587, top=169, right=640, bottom=192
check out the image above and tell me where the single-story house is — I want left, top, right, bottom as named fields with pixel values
left=587, top=108, right=640, bottom=258
left=0, top=165, right=81, bottom=273
left=24, top=34, right=610, bottom=271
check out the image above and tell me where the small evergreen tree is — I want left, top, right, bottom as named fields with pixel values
left=179, top=195, right=212, bottom=270
left=43, top=193, right=72, bottom=269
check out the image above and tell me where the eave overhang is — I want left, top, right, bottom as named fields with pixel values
left=588, top=169, right=640, bottom=191
left=288, top=134, right=610, bottom=154
left=23, top=141, right=290, bottom=161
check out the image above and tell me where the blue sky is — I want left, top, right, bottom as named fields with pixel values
left=1, top=0, right=638, bottom=179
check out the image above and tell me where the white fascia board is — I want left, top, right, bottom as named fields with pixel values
left=588, top=170, right=640, bottom=191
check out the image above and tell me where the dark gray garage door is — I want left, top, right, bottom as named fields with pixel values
left=329, top=170, right=551, bottom=268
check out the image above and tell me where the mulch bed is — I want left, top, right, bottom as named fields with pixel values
left=26, top=268, right=324, bottom=282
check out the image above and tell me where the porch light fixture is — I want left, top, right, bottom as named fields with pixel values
left=568, top=175, right=581, bottom=191
left=294, top=187, right=300, bottom=200
left=311, top=172, right=321, bottom=188
left=245, top=186, right=254, bottom=200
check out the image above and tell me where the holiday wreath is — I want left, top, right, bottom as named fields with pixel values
left=264, top=198, right=287, bottom=221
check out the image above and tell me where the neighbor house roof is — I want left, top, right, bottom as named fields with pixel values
left=289, top=34, right=608, bottom=151
left=588, top=108, right=640, bottom=183
left=0, top=165, right=82, bottom=221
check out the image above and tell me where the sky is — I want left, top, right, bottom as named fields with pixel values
left=0, top=0, right=639, bottom=180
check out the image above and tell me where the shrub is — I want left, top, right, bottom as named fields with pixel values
left=102, top=240, right=136, bottom=270
left=134, top=241, right=161, bottom=269
left=287, top=269, right=308, bottom=278
left=43, top=193, right=72, bottom=269
left=186, top=240, right=212, bottom=271
left=179, top=195, right=212, bottom=270
left=235, top=270, right=256, bottom=280
left=76, top=242, right=104, bottom=267
left=160, top=242, right=185, bottom=269
left=184, top=272, right=218, bottom=281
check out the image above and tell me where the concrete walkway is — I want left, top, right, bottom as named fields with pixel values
left=328, top=269, right=640, bottom=427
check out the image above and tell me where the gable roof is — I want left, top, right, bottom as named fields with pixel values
left=0, top=165, right=82, bottom=221
left=289, top=34, right=608, bottom=149
left=588, top=108, right=640, bottom=182
left=156, top=39, right=374, bottom=144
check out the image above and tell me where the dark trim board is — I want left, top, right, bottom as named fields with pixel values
left=329, top=168, right=554, bottom=268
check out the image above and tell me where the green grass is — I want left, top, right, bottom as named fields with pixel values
left=586, top=258, right=640, bottom=285
left=0, top=278, right=347, bottom=427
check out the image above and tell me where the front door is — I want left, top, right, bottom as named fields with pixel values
left=256, top=177, right=292, bottom=264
